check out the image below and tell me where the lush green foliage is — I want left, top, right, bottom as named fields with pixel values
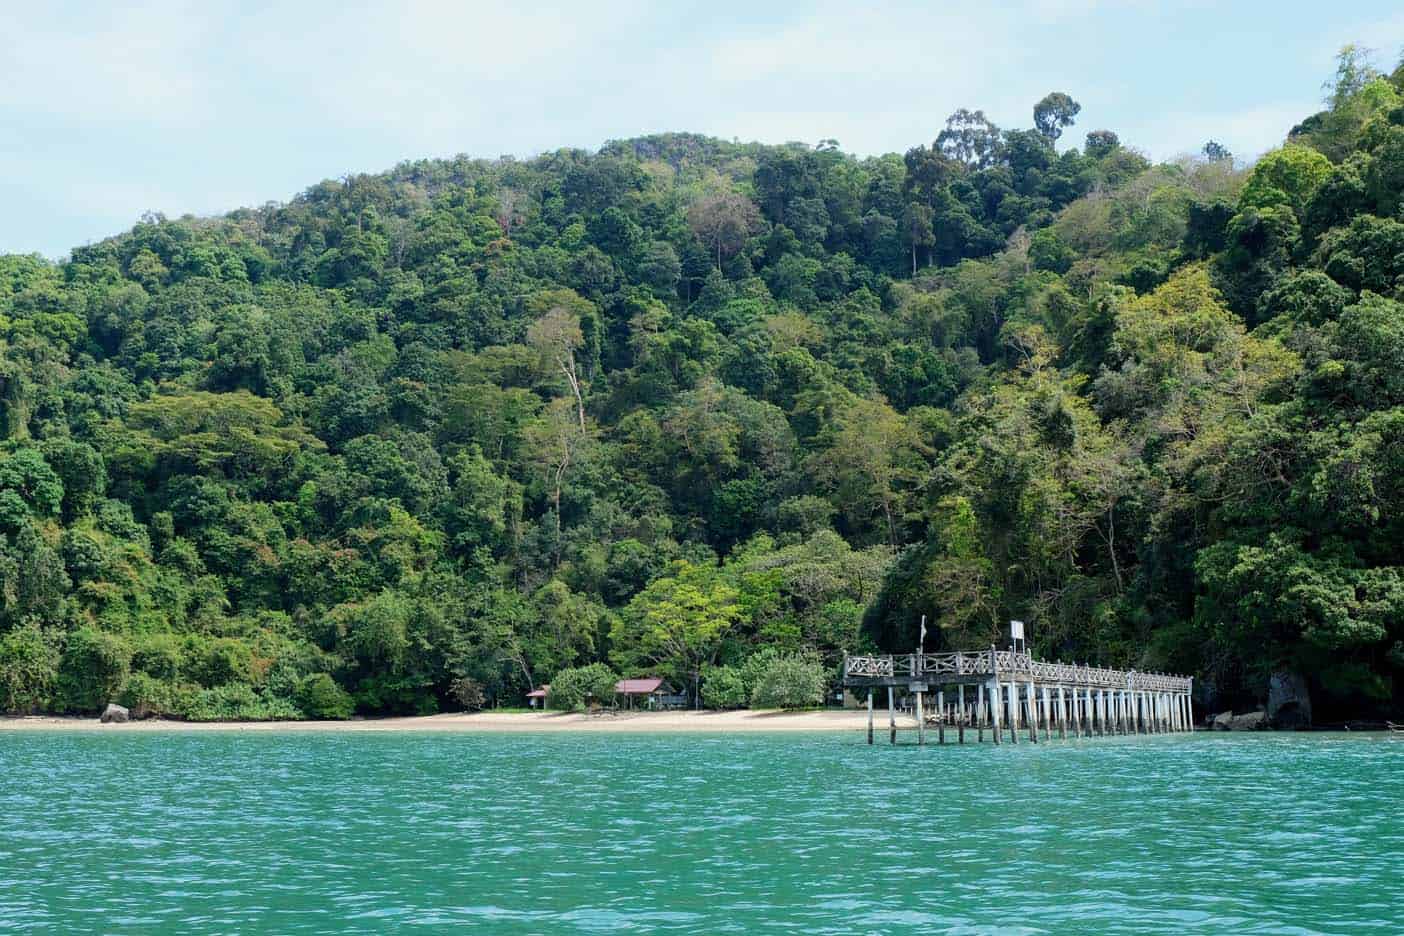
left=1, top=52, right=1402, bottom=719
left=747, top=651, right=829, bottom=709
left=546, top=663, right=619, bottom=711
left=295, top=673, right=354, bottom=719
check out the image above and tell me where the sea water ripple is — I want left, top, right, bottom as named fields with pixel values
left=0, top=730, right=1400, bottom=934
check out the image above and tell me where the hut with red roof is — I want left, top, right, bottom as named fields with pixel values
left=614, top=677, right=684, bottom=710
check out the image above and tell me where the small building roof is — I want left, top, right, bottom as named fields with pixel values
left=526, top=685, right=549, bottom=699
left=615, top=677, right=665, bottom=695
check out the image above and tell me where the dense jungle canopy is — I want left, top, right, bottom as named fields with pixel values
left=2, top=50, right=1403, bottom=720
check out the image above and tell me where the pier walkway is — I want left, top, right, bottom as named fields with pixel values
left=842, top=648, right=1193, bottom=745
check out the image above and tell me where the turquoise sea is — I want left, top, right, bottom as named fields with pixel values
left=1, top=729, right=1400, bottom=934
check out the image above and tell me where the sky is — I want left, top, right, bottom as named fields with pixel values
left=4, top=0, right=1403, bottom=258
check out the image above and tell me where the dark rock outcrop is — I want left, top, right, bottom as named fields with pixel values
left=100, top=703, right=130, bottom=724
left=1228, top=710, right=1268, bottom=731
left=1267, top=671, right=1311, bottom=729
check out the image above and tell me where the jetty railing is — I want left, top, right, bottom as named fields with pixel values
left=845, top=649, right=1191, bottom=693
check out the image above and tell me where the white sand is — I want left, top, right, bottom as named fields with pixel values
left=0, top=708, right=916, bottom=733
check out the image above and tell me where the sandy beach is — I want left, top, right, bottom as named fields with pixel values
left=0, top=708, right=907, bottom=733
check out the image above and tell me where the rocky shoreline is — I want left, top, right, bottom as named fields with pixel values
left=1203, top=709, right=1395, bottom=731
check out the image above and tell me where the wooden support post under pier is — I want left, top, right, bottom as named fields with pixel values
left=916, top=689, right=925, bottom=746
left=867, top=690, right=874, bottom=745
left=1058, top=685, right=1067, bottom=739
left=1008, top=682, right=1019, bottom=744
left=937, top=690, right=945, bottom=745
left=989, top=678, right=1001, bottom=745
left=1027, top=684, right=1038, bottom=743
left=977, top=683, right=985, bottom=743
left=958, top=684, right=965, bottom=744
left=888, top=686, right=895, bottom=745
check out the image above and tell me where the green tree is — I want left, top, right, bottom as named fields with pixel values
left=1034, top=92, right=1082, bottom=142
left=748, top=651, right=828, bottom=709
left=613, top=561, right=742, bottom=707
left=546, top=662, right=618, bottom=710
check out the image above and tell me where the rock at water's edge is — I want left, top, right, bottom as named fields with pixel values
left=1212, top=711, right=1234, bottom=731
left=1228, top=710, right=1268, bottom=731
left=1267, top=671, right=1312, bottom=729
left=100, top=703, right=130, bottom=724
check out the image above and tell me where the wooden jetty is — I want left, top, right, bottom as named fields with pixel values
left=843, top=647, right=1193, bottom=745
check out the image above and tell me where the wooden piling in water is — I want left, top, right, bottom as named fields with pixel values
left=989, top=678, right=1001, bottom=745
left=1007, top=682, right=1019, bottom=744
left=888, top=686, right=896, bottom=745
left=916, top=690, right=925, bottom=746
left=867, top=690, right=874, bottom=745
left=958, top=684, right=965, bottom=744
left=937, top=689, right=945, bottom=745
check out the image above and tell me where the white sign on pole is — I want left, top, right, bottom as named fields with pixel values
left=1010, top=620, right=1025, bottom=641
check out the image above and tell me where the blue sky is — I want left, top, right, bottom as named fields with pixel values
left=5, top=1, right=1403, bottom=258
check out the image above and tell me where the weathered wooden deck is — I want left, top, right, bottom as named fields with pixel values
left=843, top=648, right=1193, bottom=745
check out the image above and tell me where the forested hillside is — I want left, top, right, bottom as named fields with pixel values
left=2, top=51, right=1402, bottom=721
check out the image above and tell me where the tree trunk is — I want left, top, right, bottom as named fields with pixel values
left=558, top=353, right=585, bottom=431
left=1106, top=502, right=1123, bottom=592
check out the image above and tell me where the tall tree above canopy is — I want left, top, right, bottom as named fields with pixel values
left=1033, top=92, right=1082, bottom=143
left=936, top=109, right=1003, bottom=169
